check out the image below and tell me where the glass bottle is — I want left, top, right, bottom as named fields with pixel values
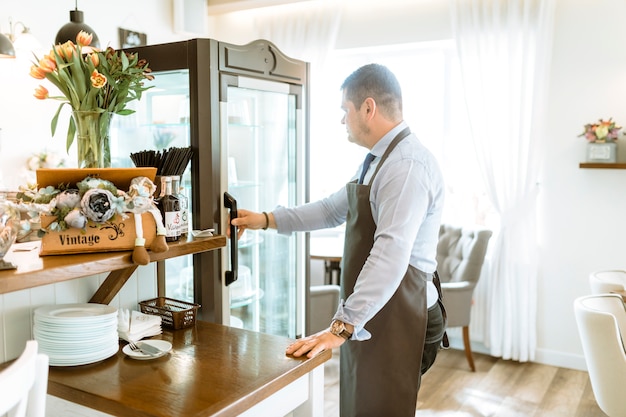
left=171, top=175, right=188, bottom=238
left=156, top=176, right=181, bottom=242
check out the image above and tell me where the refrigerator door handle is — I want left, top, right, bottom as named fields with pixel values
left=223, top=192, right=238, bottom=286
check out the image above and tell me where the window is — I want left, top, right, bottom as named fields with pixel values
left=310, top=41, right=496, bottom=228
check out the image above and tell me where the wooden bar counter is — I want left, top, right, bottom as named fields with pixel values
left=1, top=237, right=330, bottom=416
left=48, top=321, right=330, bottom=417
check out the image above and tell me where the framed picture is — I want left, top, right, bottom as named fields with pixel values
left=118, top=28, right=147, bottom=49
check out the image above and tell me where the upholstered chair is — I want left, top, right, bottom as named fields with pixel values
left=436, top=224, right=492, bottom=371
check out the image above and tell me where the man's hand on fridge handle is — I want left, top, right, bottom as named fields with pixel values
left=229, top=209, right=275, bottom=239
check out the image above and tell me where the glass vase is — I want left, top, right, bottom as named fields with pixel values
left=72, top=111, right=112, bottom=168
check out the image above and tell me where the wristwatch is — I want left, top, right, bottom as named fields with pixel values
left=330, top=320, right=352, bottom=340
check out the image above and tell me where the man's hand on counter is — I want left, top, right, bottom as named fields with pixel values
left=286, top=329, right=347, bottom=359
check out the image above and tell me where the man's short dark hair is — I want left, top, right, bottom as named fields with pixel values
left=341, top=64, right=403, bottom=121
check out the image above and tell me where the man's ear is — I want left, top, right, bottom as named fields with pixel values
left=363, top=97, right=376, bottom=119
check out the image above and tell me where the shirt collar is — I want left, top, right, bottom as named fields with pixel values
left=370, top=121, right=409, bottom=158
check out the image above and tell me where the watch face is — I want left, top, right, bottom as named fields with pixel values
left=331, top=320, right=344, bottom=334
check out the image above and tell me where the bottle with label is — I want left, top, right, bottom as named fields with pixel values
left=171, top=175, right=189, bottom=238
left=156, top=176, right=181, bottom=242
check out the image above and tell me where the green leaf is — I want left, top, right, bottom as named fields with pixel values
left=50, top=103, right=66, bottom=136
left=121, top=50, right=130, bottom=71
left=66, top=115, right=76, bottom=152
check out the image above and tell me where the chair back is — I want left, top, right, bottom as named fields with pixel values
left=589, top=270, right=626, bottom=294
left=436, top=224, right=492, bottom=329
left=309, top=285, right=341, bottom=335
left=436, top=225, right=492, bottom=285
left=574, top=294, right=626, bottom=417
left=0, top=340, right=49, bottom=417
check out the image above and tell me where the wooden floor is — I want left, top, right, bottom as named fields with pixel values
left=323, top=348, right=607, bottom=417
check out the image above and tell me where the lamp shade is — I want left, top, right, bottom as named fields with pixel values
left=0, top=33, right=15, bottom=58
left=55, top=9, right=100, bottom=47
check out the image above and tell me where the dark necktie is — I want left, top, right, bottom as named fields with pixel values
left=358, top=153, right=376, bottom=184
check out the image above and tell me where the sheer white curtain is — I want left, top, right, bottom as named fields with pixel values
left=251, top=1, right=342, bottom=66
left=451, top=0, right=555, bottom=361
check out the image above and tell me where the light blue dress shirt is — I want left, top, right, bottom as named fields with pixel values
left=273, top=121, right=445, bottom=340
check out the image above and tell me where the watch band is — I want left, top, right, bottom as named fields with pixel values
left=331, top=320, right=352, bottom=340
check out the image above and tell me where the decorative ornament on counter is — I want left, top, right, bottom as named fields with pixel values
left=125, top=176, right=168, bottom=265
left=0, top=200, right=21, bottom=270
left=9, top=175, right=167, bottom=264
left=29, top=30, right=154, bottom=168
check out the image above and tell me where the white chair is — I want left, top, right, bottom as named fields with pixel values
left=574, top=294, right=626, bottom=417
left=589, top=270, right=626, bottom=294
left=436, top=224, right=492, bottom=372
left=0, top=340, right=49, bottom=417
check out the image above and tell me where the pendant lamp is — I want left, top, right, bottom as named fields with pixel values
left=0, top=33, right=15, bottom=58
left=54, top=1, right=100, bottom=47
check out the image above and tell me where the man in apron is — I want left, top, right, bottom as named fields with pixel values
left=232, top=64, right=446, bottom=416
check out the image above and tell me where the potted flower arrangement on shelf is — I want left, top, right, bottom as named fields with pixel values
left=29, top=31, right=154, bottom=168
left=579, top=118, right=622, bottom=163
left=8, top=175, right=168, bottom=264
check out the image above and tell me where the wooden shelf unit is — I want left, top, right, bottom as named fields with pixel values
left=579, top=163, right=626, bottom=169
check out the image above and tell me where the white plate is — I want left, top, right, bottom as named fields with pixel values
left=35, top=304, right=118, bottom=321
left=122, top=340, right=172, bottom=360
left=48, top=344, right=119, bottom=367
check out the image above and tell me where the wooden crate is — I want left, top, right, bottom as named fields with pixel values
left=35, top=167, right=160, bottom=256
left=39, top=213, right=157, bottom=256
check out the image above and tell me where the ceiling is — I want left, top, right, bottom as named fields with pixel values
left=206, top=0, right=313, bottom=14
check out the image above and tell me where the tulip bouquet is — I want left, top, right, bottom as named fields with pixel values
left=579, top=118, right=622, bottom=143
left=29, top=31, right=153, bottom=157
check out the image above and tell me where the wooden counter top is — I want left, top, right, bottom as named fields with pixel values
left=47, top=320, right=331, bottom=417
left=0, top=236, right=226, bottom=296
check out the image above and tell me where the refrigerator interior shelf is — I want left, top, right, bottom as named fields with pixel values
left=231, top=289, right=264, bottom=309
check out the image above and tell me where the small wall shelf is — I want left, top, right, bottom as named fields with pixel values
left=579, top=163, right=626, bottom=169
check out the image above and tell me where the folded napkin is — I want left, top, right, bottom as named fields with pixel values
left=118, top=309, right=162, bottom=342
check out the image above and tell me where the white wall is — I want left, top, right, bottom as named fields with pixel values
left=2, top=0, right=625, bottom=371
left=538, top=0, right=626, bottom=368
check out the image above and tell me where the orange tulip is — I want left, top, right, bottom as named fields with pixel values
left=34, top=85, right=49, bottom=100
left=88, top=53, right=99, bottom=67
left=38, top=56, right=56, bottom=73
left=90, top=70, right=107, bottom=89
left=29, top=65, right=47, bottom=80
left=55, top=42, right=75, bottom=61
left=76, top=31, right=93, bottom=47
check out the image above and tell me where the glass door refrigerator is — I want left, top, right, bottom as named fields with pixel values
left=111, top=39, right=310, bottom=339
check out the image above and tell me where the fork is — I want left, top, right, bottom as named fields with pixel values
left=128, top=340, right=163, bottom=356
left=128, top=340, right=155, bottom=356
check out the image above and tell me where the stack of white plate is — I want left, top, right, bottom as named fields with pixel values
left=33, top=303, right=119, bottom=366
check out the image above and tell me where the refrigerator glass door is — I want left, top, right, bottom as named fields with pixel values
left=222, top=77, right=304, bottom=337
left=111, top=69, right=194, bottom=302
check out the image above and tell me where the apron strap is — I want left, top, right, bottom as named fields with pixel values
left=433, top=270, right=450, bottom=348
left=367, top=127, right=411, bottom=184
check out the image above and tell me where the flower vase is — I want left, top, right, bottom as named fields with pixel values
left=586, top=140, right=617, bottom=163
left=72, top=111, right=112, bottom=168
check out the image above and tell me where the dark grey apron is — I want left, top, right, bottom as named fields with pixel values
left=340, top=128, right=429, bottom=417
